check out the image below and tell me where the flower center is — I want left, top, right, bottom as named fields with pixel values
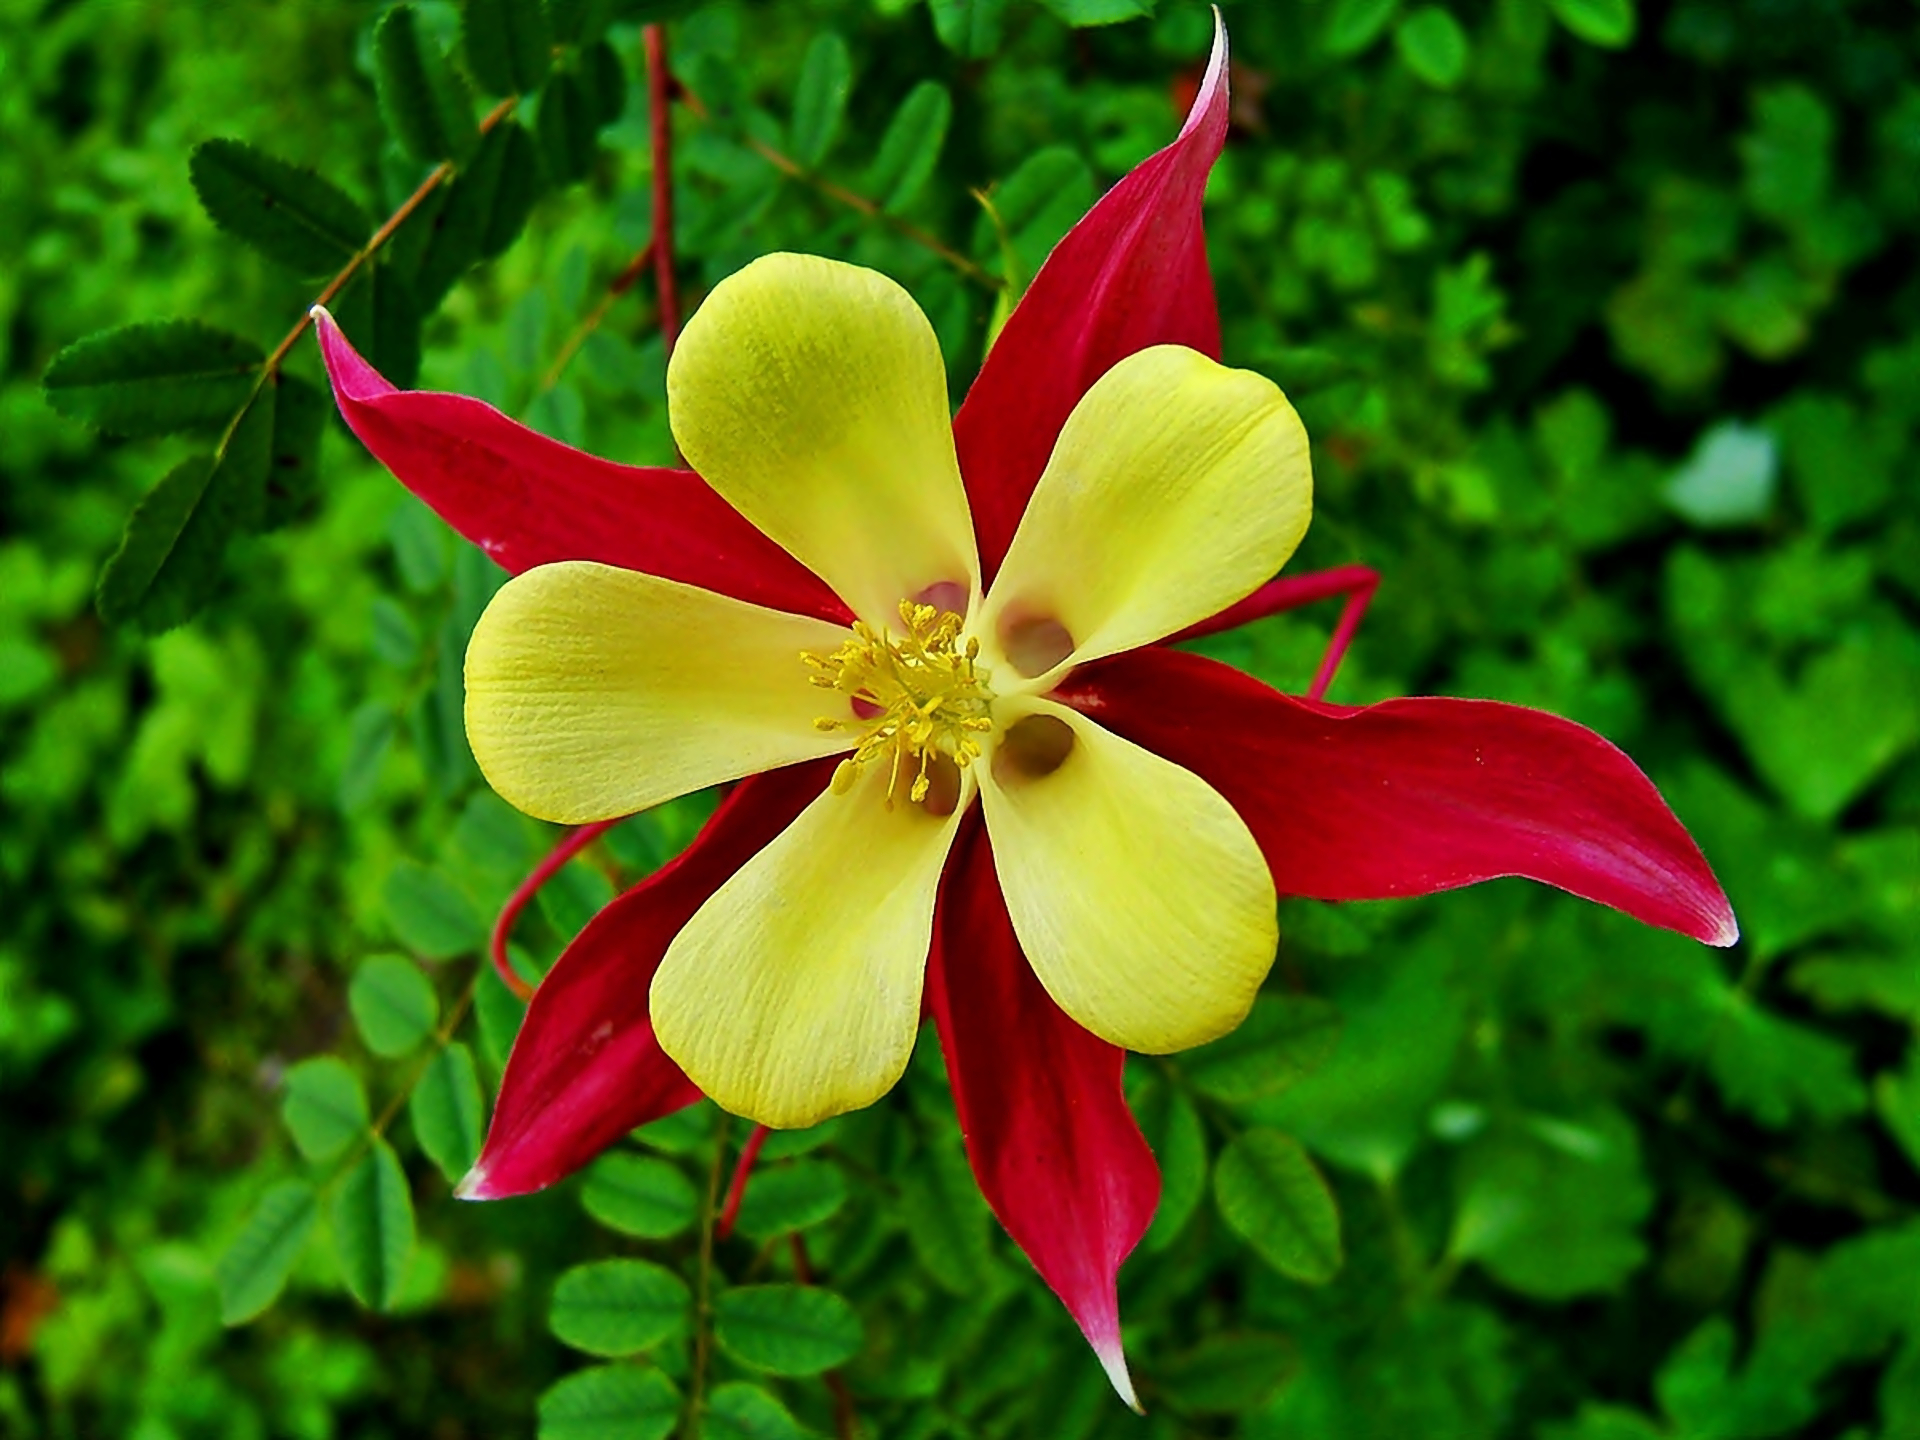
left=805, top=601, right=995, bottom=808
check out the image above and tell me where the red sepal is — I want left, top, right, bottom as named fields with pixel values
left=927, top=814, right=1160, bottom=1408
left=312, top=309, right=849, bottom=623
left=460, top=762, right=831, bottom=1200
left=953, top=20, right=1229, bottom=583
left=1064, top=648, right=1739, bottom=947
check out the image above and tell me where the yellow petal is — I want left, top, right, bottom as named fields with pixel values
left=667, top=253, right=980, bottom=627
left=979, top=345, right=1310, bottom=681
left=650, top=763, right=967, bottom=1128
left=979, top=699, right=1277, bottom=1053
left=465, top=561, right=854, bottom=824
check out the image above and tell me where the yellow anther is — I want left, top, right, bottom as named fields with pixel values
left=803, top=602, right=994, bottom=808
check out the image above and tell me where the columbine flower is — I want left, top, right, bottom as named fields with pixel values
left=314, top=21, right=1734, bottom=1404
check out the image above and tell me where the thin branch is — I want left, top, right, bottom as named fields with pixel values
left=645, top=24, right=682, bottom=354
left=488, top=819, right=620, bottom=1003
left=534, top=241, right=655, bottom=395
left=716, top=1124, right=770, bottom=1239
left=687, top=1112, right=734, bottom=1437
left=675, top=85, right=1001, bottom=291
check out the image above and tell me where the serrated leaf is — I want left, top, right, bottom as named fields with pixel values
left=1184, top=993, right=1342, bottom=1105
left=1546, top=0, right=1635, bottom=47
left=282, top=1056, right=370, bottom=1163
left=537, top=1365, right=680, bottom=1440
left=581, top=1152, right=700, bottom=1238
left=713, top=1284, right=863, bottom=1376
left=263, top=371, right=326, bottom=528
left=349, top=954, right=440, bottom=1057
left=790, top=32, right=852, bottom=169
left=383, top=859, right=485, bottom=959
left=929, top=0, right=1007, bottom=57
left=549, top=1259, right=690, bottom=1356
left=733, top=1159, right=848, bottom=1239
left=330, top=1138, right=416, bottom=1310
left=335, top=262, right=423, bottom=389
left=866, top=81, right=951, bottom=215
left=414, top=120, right=543, bottom=308
left=44, top=320, right=262, bottom=438
left=376, top=5, right=479, bottom=166
left=463, top=0, right=551, bottom=95
left=217, top=1180, right=318, bottom=1324
left=1215, top=1129, right=1343, bottom=1284
left=190, top=139, right=367, bottom=274
left=1395, top=6, right=1469, bottom=88
left=539, top=68, right=599, bottom=184
left=411, top=1041, right=486, bottom=1182
left=1324, top=0, right=1401, bottom=55
left=705, top=1382, right=806, bottom=1440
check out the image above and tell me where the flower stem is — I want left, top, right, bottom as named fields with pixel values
left=687, top=1111, right=734, bottom=1437
left=645, top=23, right=682, bottom=356
left=716, top=1124, right=770, bottom=1240
left=488, top=819, right=620, bottom=1003
left=1168, top=563, right=1379, bottom=700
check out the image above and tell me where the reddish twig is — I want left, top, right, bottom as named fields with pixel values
left=534, top=240, right=655, bottom=394
left=1169, top=564, right=1379, bottom=700
left=717, top=1124, right=771, bottom=1240
left=644, top=24, right=681, bottom=355
left=487, top=818, right=620, bottom=1002
left=791, top=1234, right=859, bottom=1439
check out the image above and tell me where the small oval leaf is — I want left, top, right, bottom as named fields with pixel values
left=790, top=32, right=852, bottom=169
left=581, top=1152, right=700, bottom=1239
left=350, top=953, right=440, bottom=1057
left=411, top=1042, right=487, bottom=1183
left=330, top=1137, right=416, bottom=1310
left=281, top=1056, right=370, bottom=1164
left=537, top=1364, right=680, bottom=1440
left=550, top=1259, right=691, bottom=1357
left=217, top=1180, right=319, bottom=1324
left=713, top=1284, right=863, bottom=1376
left=1214, top=1129, right=1344, bottom=1285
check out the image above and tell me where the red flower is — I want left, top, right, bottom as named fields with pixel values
left=314, top=23, right=1733, bottom=1404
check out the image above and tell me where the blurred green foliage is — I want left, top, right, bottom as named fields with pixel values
left=4, top=0, right=1919, bottom=1436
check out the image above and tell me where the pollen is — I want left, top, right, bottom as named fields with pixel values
left=804, top=601, right=994, bottom=808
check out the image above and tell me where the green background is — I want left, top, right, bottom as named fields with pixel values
left=3, top=0, right=1918, bottom=1435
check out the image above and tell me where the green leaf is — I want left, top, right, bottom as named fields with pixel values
left=537, top=1365, right=680, bottom=1440
left=383, top=859, right=485, bottom=959
left=337, top=702, right=395, bottom=813
left=349, top=954, right=439, bottom=1057
left=705, top=1382, right=807, bottom=1440
left=44, top=320, right=262, bottom=438
left=1324, top=0, right=1402, bottom=56
left=217, top=1180, right=318, bottom=1324
left=1448, top=1110, right=1653, bottom=1300
left=899, top=1140, right=997, bottom=1294
left=581, top=1152, right=700, bottom=1239
left=1874, top=1047, right=1920, bottom=1173
left=189, top=139, right=367, bottom=274
left=1395, top=6, right=1470, bottom=88
left=578, top=40, right=626, bottom=128
left=549, top=1259, right=691, bottom=1357
left=1154, top=1332, right=1299, bottom=1414
left=263, top=371, right=327, bottom=528
left=414, top=121, right=544, bottom=309
left=732, top=1159, right=848, bottom=1239
left=929, top=0, right=1008, bottom=57
left=376, top=5, right=478, bottom=166
left=790, top=32, right=852, bottom=169
left=281, top=1056, right=369, bottom=1164
left=1184, top=993, right=1342, bottom=1105
left=1546, top=0, right=1635, bottom=47
left=463, top=0, right=551, bottom=96
left=96, top=384, right=274, bottom=632
left=330, top=1137, right=416, bottom=1310
left=410, top=1041, right=486, bottom=1182
left=1037, top=0, right=1155, bottom=24
left=1214, top=1129, right=1343, bottom=1285
left=866, top=81, right=951, bottom=214
left=335, top=261, right=424, bottom=389
left=713, top=1284, right=863, bottom=1376
left=1133, top=1077, right=1207, bottom=1254
left=539, top=69, right=599, bottom=185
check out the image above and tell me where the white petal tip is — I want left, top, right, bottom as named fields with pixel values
left=453, top=1166, right=490, bottom=1201
left=1093, top=1337, right=1142, bottom=1413
left=309, top=304, right=331, bottom=323
left=1708, top=913, right=1741, bottom=948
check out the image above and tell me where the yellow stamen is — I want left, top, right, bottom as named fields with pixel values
left=803, top=601, right=994, bottom=808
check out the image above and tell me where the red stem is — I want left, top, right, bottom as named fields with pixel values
left=487, top=819, right=620, bottom=1002
left=716, top=1124, right=771, bottom=1240
left=644, top=23, right=681, bottom=355
left=1168, top=564, right=1380, bottom=701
